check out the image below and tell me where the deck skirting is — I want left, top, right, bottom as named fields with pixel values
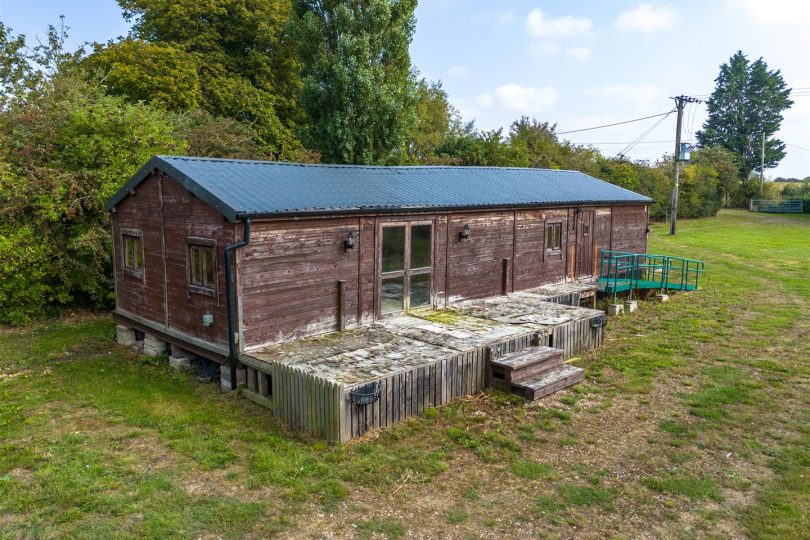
left=241, top=311, right=605, bottom=442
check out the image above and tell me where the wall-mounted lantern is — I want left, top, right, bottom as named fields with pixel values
left=344, top=229, right=359, bottom=252
left=459, top=223, right=471, bottom=242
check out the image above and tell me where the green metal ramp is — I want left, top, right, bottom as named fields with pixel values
left=597, top=250, right=704, bottom=298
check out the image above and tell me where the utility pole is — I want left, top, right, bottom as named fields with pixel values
left=669, top=95, right=701, bottom=235
left=760, top=132, right=766, bottom=196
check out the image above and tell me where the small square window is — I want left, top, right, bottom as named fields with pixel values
left=582, top=223, right=590, bottom=237
left=122, top=231, right=143, bottom=277
left=545, top=223, right=562, bottom=251
left=188, top=241, right=216, bottom=294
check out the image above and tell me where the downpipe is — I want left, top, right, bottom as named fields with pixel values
left=225, top=217, right=251, bottom=391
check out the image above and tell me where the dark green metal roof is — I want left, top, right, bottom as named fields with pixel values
left=105, top=156, right=653, bottom=222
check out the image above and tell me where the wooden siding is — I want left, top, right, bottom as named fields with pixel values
left=610, top=205, right=648, bottom=253
left=161, top=178, right=234, bottom=346
left=446, top=212, right=516, bottom=301
left=240, top=218, right=362, bottom=347
left=513, top=208, right=570, bottom=290
left=112, top=175, right=167, bottom=325
left=111, top=173, right=234, bottom=353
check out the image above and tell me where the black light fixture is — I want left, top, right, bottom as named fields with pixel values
left=344, top=229, right=358, bottom=252
left=459, top=223, right=471, bottom=242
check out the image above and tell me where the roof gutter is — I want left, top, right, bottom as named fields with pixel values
left=224, top=217, right=251, bottom=391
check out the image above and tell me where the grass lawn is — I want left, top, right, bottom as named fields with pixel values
left=1, top=209, right=808, bottom=538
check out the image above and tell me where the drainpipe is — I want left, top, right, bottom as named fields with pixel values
left=225, top=217, right=251, bottom=391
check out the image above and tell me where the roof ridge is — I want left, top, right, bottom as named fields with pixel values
left=157, top=155, right=583, bottom=173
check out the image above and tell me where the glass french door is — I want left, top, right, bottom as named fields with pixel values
left=380, top=223, right=432, bottom=316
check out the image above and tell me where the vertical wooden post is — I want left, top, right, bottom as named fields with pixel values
left=502, top=258, right=511, bottom=295
left=337, top=280, right=346, bottom=331
left=569, top=243, right=576, bottom=281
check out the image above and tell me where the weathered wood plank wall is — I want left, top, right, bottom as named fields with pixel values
left=112, top=173, right=235, bottom=347
left=112, top=174, right=168, bottom=325
left=239, top=218, right=362, bottom=345
left=162, top=177, right=234, bottom=346
left=446, top=212, right=515, bottom=302
left=609, top=205, right=648, bottom=254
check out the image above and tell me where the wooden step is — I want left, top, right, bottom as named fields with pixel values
left=510, top=365, right=584, bottom=401
left=490, top=346, right=564, bottom=386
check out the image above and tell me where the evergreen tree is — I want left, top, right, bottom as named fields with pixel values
left=292, top=0, right=418, bottom=164
left=697, top=51, right=793, bottom=179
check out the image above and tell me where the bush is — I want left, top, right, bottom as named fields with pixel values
left=0, top=74, right=184, bottom=323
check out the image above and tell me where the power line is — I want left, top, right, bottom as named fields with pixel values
left=555, top=110, right=675, bottom=135
left=786, top=142, right=810, bottom=152
left=617, top=109, right=676, bottom=158
left=576, top=140, right=675, bottom=145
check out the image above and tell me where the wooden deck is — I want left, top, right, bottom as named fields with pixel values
left=239, top=285, right=604, bottom=442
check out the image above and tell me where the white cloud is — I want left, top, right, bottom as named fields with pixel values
left=730, top=0, right=810, bottom=23
left=475, top=84, right=558, bottom=113
left=584, top=84, right=660, bottom=105
left=448, top=65, right=472, bottom=78
left=566, top=46, right=592, bottom=62
left=525, top=9, right=592, bottom=39
left=498, top=12, right=515, bottom=25
left=615, top=3, right=677, bottom=33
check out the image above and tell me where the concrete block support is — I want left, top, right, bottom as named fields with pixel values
left=607, top=303, right=624, bottom=316
left=169, top=356, right=191, bottom=369
left=220, top=365, right=246, bottom=392
left=656, top=293, right=670, bottom=303
left=624, top=300, right=638, bottom=313
left=116, top=325, right=136, bottom=347
left=169, top=344, right=191, bottom=369
left=143, top=333, right=169, bottom=357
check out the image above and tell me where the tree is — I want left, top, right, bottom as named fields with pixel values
left=697, top=51, right=793, bottom=180
left=85, top=39, right=200, bottom=110
left=408, top=78, right=455, bottom=163
left=690, top=146, right=739, bottom=206
left=0, top=22, right=32, bottom=104
left=89, top=0, right=302, bottom=157
left=293, top=0, right=418, bottom=164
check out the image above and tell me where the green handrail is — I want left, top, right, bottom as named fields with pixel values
left=597, top=250, right=704, bottom=298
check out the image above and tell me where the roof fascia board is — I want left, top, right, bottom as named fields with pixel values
left=104, top=156, right=240, bottom=222
left=234, top=199, right=651, bottom=220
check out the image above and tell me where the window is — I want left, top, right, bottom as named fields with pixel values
left=545, top=223, right=562, bottom=251
left=122, top=230, right=143, bottom=277
left=188, top=240, right=216, bottom=294
left=582, top=223, right=590, bottom=237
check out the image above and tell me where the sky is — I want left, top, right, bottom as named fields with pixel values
left=1, top=0, right=808, bottom=178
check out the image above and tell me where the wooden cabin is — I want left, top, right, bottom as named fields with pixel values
left=105, top=156, right=650, bottom=406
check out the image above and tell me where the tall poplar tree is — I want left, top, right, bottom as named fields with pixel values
left=697, top=51, right=793, bottom=180
left=292, top=0, right=418, bottom=164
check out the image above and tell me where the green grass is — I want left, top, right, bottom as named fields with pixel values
left=357, top=518, right=407, bottom=539
left=511, top=459, right=553, bottom=480
left=643, top=474, right=723, bottom=501
left=556, top=484, right=615, bottom=507
left=1, top=210, right=808, bottom=538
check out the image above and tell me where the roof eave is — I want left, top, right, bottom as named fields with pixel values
left=234, top=199, right=652, bottom=220
left=104, top=156, right=241, bottom=223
